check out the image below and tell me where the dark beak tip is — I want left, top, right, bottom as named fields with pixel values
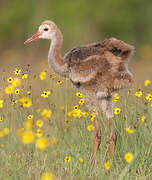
left=24, top=39, right=30, bottom=45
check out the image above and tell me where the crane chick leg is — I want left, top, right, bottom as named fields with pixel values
left=99, top=97, right=117, bottom=160
left=91, top=117, right=101, bottom=167
left=108, top=117, right=117, bottom=159
left=84, top=100, right=102, bottom=168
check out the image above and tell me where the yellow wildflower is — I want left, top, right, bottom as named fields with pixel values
left=56, top=80, right=64, bottom=85
left=72, top=109, right=82, bottom=118
left=5, top=85, right=14, bottom=94
left=144, top=80, right=151, bottom=87
left=87, top=124, right=95, bottom=131
left=78, top=99, right=85, bottom=105
left=36, top=137, right=48, bottom=151
left=7, top=77, right=13, bottom=83
left=141, top=115, right=146, bottom=123
left=27, top=114, right=33, bottom=119
left=73, top=105, right=79, bottom=110
left=83, top=112, right=89, bottom=118
left=41, top=109, right=52, bottom=120
left=124, top=152, right=134, bottom=163
left=12, top=78, right=21, bottom=87
left=51, top=137, right=58, bottom=146
left=41, top=91, right=51, bottom=98
left=39, top=71, right=47, bottom=80
left=146, top=93, right=152, bottom=102
left=36, top=129, right=43, bottom=137
left=125, top=128, right=134, bottom=134
left=14, top=68, right=21, bottom=75
left=0, top=117, right=3, bottom=122
left=135, top=90, right=143, bottom=98
left=0, top=100, right=4, bottom=108
left=91, top=113, right=96, bottom=121
left=114, top=107, right=121, bottom=115
left=104, top=161, right=112, bottom=170
left=19, top=97, right=32, bottom=108
left=128, top=89, right=132, bottom=95
left=64, top=156, right=71, bottom=162
left=21, top=131, right=35, bottom=144
left=22, top=73, right=28, bottom=79
left=76, top=92, right=83, bottom=98
left=27, top=91, right=31, bottom=95
left=15, top=89, right=20, bottom=95
left=12, top=99, right=18, bottom=105
left=24, top=119, right=34, bottom=129
left=67, top=111, right=73, bottom=117
left=36, top=120, right=44, bottom=128
left=2, top=128, right=10, bottom=135
left=114, top=93, right=120, bottom=102
left=41, top=172, right=54, bottom=180
left=78, top=157, right=84, bottom=163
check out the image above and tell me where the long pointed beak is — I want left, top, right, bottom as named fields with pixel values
left=24, top=32, right=41, bottom=44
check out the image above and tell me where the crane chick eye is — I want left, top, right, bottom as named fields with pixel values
left=111, top=49, right=122, bottom=56
left=44, top=28, right=49, bottom=31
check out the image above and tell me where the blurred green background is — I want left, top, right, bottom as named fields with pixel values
left=0, top=0, right=152, bottom=84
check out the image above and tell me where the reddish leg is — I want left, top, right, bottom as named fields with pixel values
left=91, top=118, right=101, bottom=168
left=99, top=97, right=117, bottom=160
left=108, top=118, right=117, bottom=159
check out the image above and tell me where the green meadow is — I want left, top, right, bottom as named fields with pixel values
left=0, top=65, right=152, bottom=180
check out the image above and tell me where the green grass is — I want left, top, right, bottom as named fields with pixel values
left=0, top=68, right=152, bottom=180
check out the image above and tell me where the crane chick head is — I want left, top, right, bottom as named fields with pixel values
left=24, top=20, right=57, bottom=44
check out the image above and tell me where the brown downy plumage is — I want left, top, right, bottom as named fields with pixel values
left=65, top=37, right=134, bottom=97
